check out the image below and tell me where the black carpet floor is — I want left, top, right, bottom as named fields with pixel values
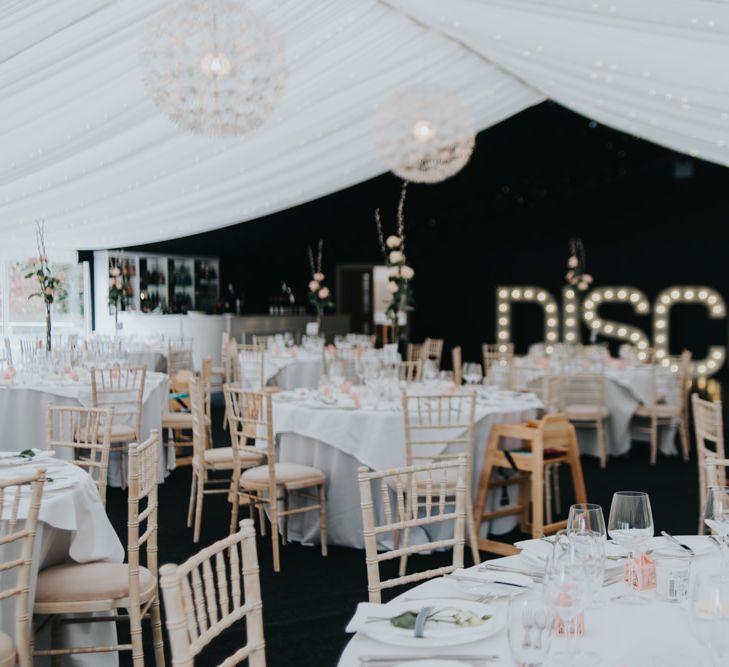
left=104, top=398, right=701, bottom=666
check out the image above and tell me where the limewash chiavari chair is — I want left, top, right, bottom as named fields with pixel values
left=482, top=343, right=514, bottom=386
left=406, top=342, right=423, bottom=364
left=705, top=457, right=729, bottom=489
left=188, top=379, right=264, bottom=543
left=692, top=393, right=726, bottom=534
left=451, top=346, right=462, bottom=385
left=167, top=338, right=194, bottom=375
left=233, top=344, right=265, bottom=389
left=159, top=519, right=266, bottom=667
left=559, top=369, right=609, bottom=468
left=385, top=360, right=422, bottom=384
left=357, top=458, right=467, bottom=604
left=90, top=365, right=147, bottom=490
left=0, top=469, right=45, bottom=667
left=634, top=350, right=691, bottom=465
left=33, top=432, right=165, bottom=666
left=407, top=339, right=444, bottom=369
left=226, top=387, right=327, bottom=572
left=401, top=393, right=479, bottom=572
left=46, top=404, right=113, bottom=505
left=210, top=331, right=229, bottom=388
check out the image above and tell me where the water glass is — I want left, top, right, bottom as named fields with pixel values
left=508, top=592, right=552, bottom=666
left=690, top=571, right=729, bottom=665
left=704, top=486, right=729, bottom=577
left=567, top=504, right=607, bottom=540
left=655, top=557, right=690, bottom=603
left=462, top=362, right=483, bottom=385
left=607, top=491, right=654, bottom=604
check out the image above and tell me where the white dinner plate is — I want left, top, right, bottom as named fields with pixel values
left=649, top=535, right=714, bottom=557
left=360, top=598, right=504, bottom=648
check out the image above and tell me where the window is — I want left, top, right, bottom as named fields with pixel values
left=0, top=259, right=89, bottom=340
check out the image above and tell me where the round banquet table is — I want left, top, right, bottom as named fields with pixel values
left=506, top=360, right=678, bottom=459
left=119, top=347, right=168, bottom=373
left=0, top=371, right=172, bottom=486
left=271, top=390, right=543, bottom=549
left=0, top=455, right=124, bottom=667
left=241, top=350, right=323, bottom=390
left=338, top=535, right=722, bottom=666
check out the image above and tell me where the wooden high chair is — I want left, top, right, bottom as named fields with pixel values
left=474, top=413, right=587, bottom=556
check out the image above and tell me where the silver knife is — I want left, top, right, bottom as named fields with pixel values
left=661, top=531, right=695, bottom=556
left=359, top=655, right=499, bottom=664
left=447, top=573, right=530, bottom=588
left=413, top=606, right=433, bottom=638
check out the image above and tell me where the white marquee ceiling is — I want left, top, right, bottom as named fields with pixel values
left=0, top=0, right=726, bottom=257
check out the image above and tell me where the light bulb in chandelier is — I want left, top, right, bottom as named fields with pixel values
left=412, top=120, right=435, bottom=143
left=200, top=52, right=232, bottom=79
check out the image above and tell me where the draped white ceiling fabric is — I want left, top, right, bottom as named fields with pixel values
left=0, top=0, right=727, bottom=255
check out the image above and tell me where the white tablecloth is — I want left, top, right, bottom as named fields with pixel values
left=338, top=535, right=722, bottom=666
left=0, top=372, right=172, bottom=485
left=0, top=457, right=124, bottom=667
left=272, top=392, right=542, bottom=548
left=120, top=348, right=168, bottom=373
left=264, top=352, right=323, bottom=390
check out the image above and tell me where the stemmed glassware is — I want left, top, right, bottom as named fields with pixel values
left=607, top=491, right=654, bottom=604
left=704, top=486, right=729, bottom=577
left=689, top=571, right=729, bottom=665
left=567, top=504, right=606, bottom=540
left=462, top=362, right=483, bottom=385
left=543, top=534, right=589, bottom=666
left=508, top=591, right=552, bottom=666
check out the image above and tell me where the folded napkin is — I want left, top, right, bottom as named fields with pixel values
left=515, top=537, right=625, bottom=572
left=0, top=449, right=57, bottom=467
left=346, top=602, right=393, bottom=634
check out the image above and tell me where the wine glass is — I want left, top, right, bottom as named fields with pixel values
left=462, top=362, right=483, bottom=385
left=567, top=504, right=606, bottom=541
left=705, top=486, right=729, bottom=577
left=508, top=592, right=552, bottom=666
left=544, top=544, right=589, bottom=666
left=689, top=571, right=729, bottom=665
left=607, top=491, right=654, bottom=604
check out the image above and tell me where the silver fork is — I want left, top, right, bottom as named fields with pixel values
left=401, top=592, right=499, bottom=604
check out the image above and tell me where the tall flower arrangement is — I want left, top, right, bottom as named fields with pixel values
left=307, top=239, right=333, bottom=328
left=565, top=238, right=593, bottom=292
left=375, top=181, right=415, bottom=342
left=26, top=221, right=63, bottom=352
left=108, top=262, right=126, bottom=330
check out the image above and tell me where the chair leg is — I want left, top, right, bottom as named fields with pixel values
left=150, top=595, right=166, bottom=667
left=650, top=415, right=658, bottom=465
left=258, top=502, right=267, bottom=536
left=270, top=490, right=281, bottom=572
left=193, top=469, right=206, bottom=543
left=553, top=464, right=562, bottom=517
left=399, top=493, right=413, bottom=577
left=129, top=602, right=144, bottom=667
left=465, top=500, right=481, bottom=565
left=50, top=617, right=62, bottom=667
left=119, top=445, right=128, bottom=490
left=187, top=467, right=197, bottom=528
left=679, top=418, right=690, bottom=462
left=531, top=460, right=544, bottom=539
left=319, top=484, right=328, bottom=557
left=544, top=466, right=553, bottom=525
left=597, top=419, right=607, bottom=469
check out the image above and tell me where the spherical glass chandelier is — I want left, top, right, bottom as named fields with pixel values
left=141, top=0, right=286, bottom=137
left=375, top=85, right=476, bottom=183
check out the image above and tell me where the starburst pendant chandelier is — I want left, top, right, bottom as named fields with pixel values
left=375, top=85, right=476, bottom=183
left=142, top=0, right=287, bottom=137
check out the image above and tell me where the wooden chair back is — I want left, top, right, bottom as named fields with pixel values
left=127, top=431, right=160, bottom=610
left=0, top=468, right=45, bottom=667
left=705, top=457, right=729, bottom=489
left=692, top=394, right=726, bottom=527
left=406, top=342, right=424, bottom=363
left=385, top=360, right=422, bottom=383
left=158, top=519, right=265, bottom=666
left=401, top=392, right=477, bottom=469
left=46, top=404, right=113, bottom=504
left=558, top=370, right=605, bottom=410
left=90, top=365, right=147, bottom=441
left=482, top=343, right=514, bottom=377
left=358, top=459, right=466, bottom=603
left=234, top=344, right=265, bottom=389
left=451, top=346, right=462, bottom=385
left=168, top=339, right=194, bottom=377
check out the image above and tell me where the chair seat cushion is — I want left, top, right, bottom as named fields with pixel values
left=0, top=631, right=14, bottom=667
left=203, top=446, right=263, bottom=465
left=241, top=462, right=325, bottom=488
left=635, top=404, right=678, bottom=418
left=162, top=411, right=193, bottom=426
left=565, top=404, right=609, bottom=420
left=36, top=562, right=156, bottom=604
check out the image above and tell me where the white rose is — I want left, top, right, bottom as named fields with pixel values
left=386, top=235, right=401, bottom=249
left=400, top=265, right=414, bottom=280
left=388, top=266, right=400, bottom=278
left=111, top=267, right=121, bottom=277
left=386, top=281, right=399, bottom=294
left=318, top=287, right=330, bottom=299
left=308, top=280, right=320, bottom=292
left=313, top=272, right=325, bottom=282
left=389, top=250, right=404, bottom=263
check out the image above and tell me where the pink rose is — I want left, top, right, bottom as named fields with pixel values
left=400, top=265, right=414, bottom=280
left=578, top=281, right=588, bottom=290
left=318, top=287, right=330, bottom=299
left=389, top=250, right=404, bottom=264
left=44, top=286, right=53, bottom=295
left=69, top=371, right=79, bottom=381
left=313, top=272, right=325, bottom=282
left=582, top=274, right=593, bottom=284
left=340, top=381, right=352, bottom=394
left=308, top=280, right=320, bottom=292
left=388, top=266, right=400, bottom=278
left=2, top=368, right=16, bottom=380
left=567, top=256, right=578, bottom=268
